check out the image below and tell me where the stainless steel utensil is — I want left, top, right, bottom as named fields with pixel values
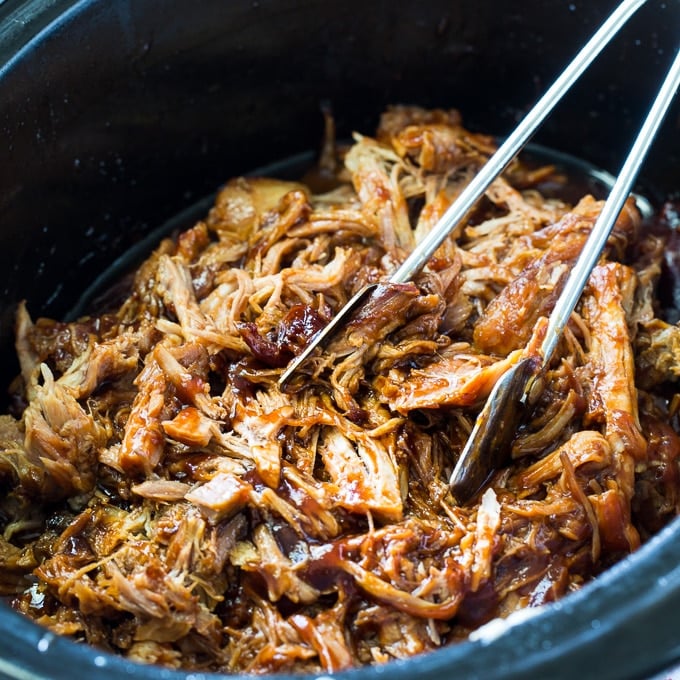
left=278, top=0, right=648, bottom=387
left=278, top=0, right=680, bottom=503
left=450, top=43, right=680, bottom=503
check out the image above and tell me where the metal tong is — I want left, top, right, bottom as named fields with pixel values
left=280, top=0, right=680, bottom=503
left=448, top=43, right=680, bottom=503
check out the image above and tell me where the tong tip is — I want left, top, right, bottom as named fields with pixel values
left=450, top=356, right=542, bottom=505
left=278, top=284, right=378, bottom=388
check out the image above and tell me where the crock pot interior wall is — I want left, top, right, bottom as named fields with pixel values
left=0, top=0, right=678, bottom=678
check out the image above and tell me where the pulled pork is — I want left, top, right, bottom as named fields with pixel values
left=2, top=105, right=680, bottom=674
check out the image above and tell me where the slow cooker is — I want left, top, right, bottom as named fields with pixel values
left=0, top=0, right=678, bottom=678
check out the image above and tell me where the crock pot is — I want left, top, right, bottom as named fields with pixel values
left=0, top=0, right=679, bottom=678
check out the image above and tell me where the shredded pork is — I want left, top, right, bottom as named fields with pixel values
left=1, top=105, right=680, bottom=674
